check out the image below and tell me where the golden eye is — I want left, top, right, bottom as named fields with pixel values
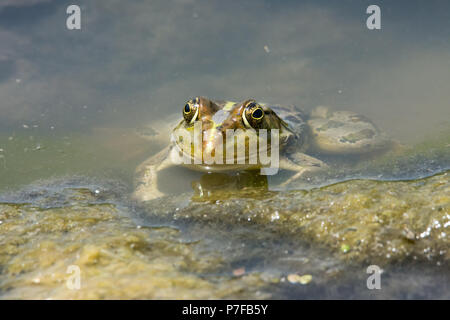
left=183, top=99, right=199, bottom=124
left=242, top=100, right=264, bottom=128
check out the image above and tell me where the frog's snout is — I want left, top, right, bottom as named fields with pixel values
left=202, top=128, right=224, bottom=156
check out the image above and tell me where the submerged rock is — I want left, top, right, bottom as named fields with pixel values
left=0, top=171, right=448, bottom=299
left=141, top=171, right=450, bottom=266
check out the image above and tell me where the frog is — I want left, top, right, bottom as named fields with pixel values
left=132, top=97, right=393, bottom=201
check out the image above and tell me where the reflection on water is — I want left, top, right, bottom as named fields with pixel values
left=0, top=0, right=449, bottom=299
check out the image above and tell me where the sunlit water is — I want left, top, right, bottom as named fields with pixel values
left=0, top=0, right=449, bottom=299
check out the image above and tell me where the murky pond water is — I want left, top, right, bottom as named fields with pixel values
left=0, top=0, right=449, bottom=299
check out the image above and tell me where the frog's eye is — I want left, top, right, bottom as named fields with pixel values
left=183, top=99, right=199, bottom=124
left=251, top=108, right=263, bottom=120
left=243, top=100, right=264, bottom=128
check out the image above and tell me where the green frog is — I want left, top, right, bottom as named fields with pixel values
left=133, top=97, right=393, bottom=201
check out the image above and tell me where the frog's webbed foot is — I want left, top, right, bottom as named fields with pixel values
left=132, top=147, right=175, bottom=201
left=278, top=152, right=327, bottom=187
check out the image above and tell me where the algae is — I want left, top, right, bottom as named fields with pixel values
left=141, top=171, right=450, bottom=265
left=0, top=195, right=273, bottom=299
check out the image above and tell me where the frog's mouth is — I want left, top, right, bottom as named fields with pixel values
left=171, top=127, right=276, bottom=170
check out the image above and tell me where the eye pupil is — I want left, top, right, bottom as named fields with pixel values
left=252, top=108, right=263, bottom=119
left=184, top=104, right=190, bottom=113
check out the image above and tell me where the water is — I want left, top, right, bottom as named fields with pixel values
left=0, top=0, right=449, bottom=299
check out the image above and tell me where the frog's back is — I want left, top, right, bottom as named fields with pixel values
left=266, top=104, right=307, bottom=135
left=307, top=106, right=394, bottom=155
left=263, top=103, right=310, bottom=153
left=262, top=103, right=394, bottom=156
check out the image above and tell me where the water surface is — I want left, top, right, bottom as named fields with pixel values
left=0, top=0, right=449, bottom=299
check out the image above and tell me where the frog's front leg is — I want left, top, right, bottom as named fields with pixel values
left=132, top=146, right=177, bottom=201
left=278, top=152, right=327, bottom=187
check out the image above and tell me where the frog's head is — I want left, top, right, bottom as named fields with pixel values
left=171, top=97, right=292, bottom=170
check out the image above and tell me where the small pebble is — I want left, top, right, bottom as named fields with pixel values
left=402, top=226, right=416, bottom=240
left=287, top=274, right=312, bottom=285
left=233, top=267, right=246, bottom=277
